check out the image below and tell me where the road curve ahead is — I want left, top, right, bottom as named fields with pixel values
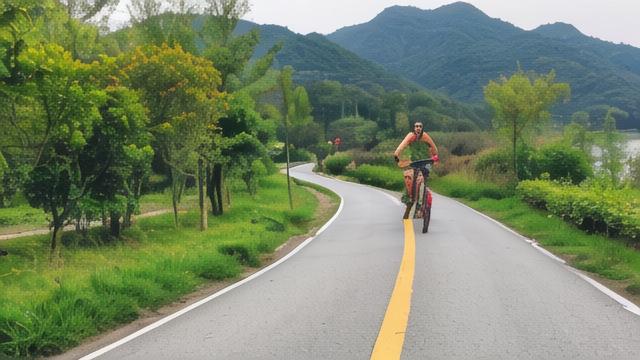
left=84, top=164, right=640, bottom=360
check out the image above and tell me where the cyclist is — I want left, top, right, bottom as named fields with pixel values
left=393, top=121, right=439, bottom=213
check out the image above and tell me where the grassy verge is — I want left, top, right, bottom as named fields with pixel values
left=0, top=174, right=334, bottom=358
left=0, top=191, right=197, bottom=236
left=430, top=173, right=640, bottom=298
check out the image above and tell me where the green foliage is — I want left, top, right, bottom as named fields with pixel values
left=518, top=180, right=640, bottom=240
left=327, top=5, right=640, bottom=129
left=328, top=116, right=378, bottom=150
left=323, top=153, right=352, bottom=175
left=308, top=142, right=332, bottom=170
left=533, top=143, right=592, bottom=184
left=430, top=132, right=494, bottom=156
left=347, top=165, right=404, bottom=191
left=628, top=155, right=640, bottom=189
left=484, top=69, right=570, bottom=179
left=597, top=108, right=626, bottom=184
left=218, top=242, right=260, bottom=267
left=0, top=173, right=323, bottom=357
left=430, top=173, right=513, bottom=201
left=475, top=146, right=535, bottom=182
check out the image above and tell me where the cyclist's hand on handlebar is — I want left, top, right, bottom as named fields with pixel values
left=394, top=155, right=400, bottom=164
left=432, top=154, right=440, bottom=164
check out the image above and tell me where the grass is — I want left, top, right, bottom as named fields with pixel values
left=0, top=174, right=332, bottom=358
left=0, top=190, right=197, bottom=235
left=431, top=173, right=640, bottom=297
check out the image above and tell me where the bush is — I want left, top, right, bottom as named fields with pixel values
left=432, top=173, right=513, bottom=200
left=218, top=242, right=261, bottom=267
left=272, top=147, right=314, bottom=163
left=348, top=149, right=395, bottom=167
left=533, top=144, right=592, bottom=184
left=517, top=180, right=640, bottom=240
left=348, top=165, right=404, bottom=191
left=430, top=132, right=494, bottom=156
left=324, top=153, right=352, bottom=175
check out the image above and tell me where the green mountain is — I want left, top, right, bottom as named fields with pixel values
left=328, top=2, right=640, bottom=129
left=234, top=20, right=420, bottom=92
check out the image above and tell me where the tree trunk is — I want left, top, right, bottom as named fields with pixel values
left=214, top=164, right=224, bottom=215
left=285, top=116, right=293, bottom=210
left=206, top=165, right=217, bottom=215
left=49, top=211, right=63, bottom=263
left=110, top=211, right=120, bottom=238
left=198, top=159, right=207, bottom=231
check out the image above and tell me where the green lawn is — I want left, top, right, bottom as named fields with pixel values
left=0, top=174, right=336, bottom=358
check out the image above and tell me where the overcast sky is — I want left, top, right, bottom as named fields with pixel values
left=111, top=0, right=640, bottom=48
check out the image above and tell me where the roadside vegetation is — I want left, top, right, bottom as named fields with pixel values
left=0, top=175, right=334, bottom=357
left=314, top=68, right=640, bottom=301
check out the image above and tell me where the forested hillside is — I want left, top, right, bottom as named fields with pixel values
left=328, top=2, right=640, bottom=129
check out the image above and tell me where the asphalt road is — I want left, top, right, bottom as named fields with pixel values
left=86, top=164, right=640, bottom=360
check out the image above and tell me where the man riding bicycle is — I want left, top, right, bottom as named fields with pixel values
left=393, top=121, right=439, bottom=215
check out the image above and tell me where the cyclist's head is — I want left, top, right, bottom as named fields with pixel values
left=413, top=122, right=424, bottom=136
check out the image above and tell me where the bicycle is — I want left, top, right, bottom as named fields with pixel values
left=398, top=158, right=435, bottom=233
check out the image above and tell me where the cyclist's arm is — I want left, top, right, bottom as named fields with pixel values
left=394, top=133, right=414, bottom=158
left=422, top=132, right=439, bottom=157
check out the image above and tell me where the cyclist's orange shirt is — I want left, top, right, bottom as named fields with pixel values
left=394, top=132, right=438, bottom=159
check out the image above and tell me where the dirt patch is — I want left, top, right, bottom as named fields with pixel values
left=51, top=186, right=338, bottom=360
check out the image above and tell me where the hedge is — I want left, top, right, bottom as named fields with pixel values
left=517, top=180, right=640, bottom=241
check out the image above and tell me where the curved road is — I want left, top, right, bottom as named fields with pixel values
left=84, top=164, right=640, bottom=359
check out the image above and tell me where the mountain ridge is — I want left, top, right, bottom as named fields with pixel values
left=327, top=2, right=640, bottom=129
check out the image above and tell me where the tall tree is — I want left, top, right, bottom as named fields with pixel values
left=18, top=44, right=106, bottom=259
left=599, top=107, right=627, bottom=184
left=279, top=65, right=294, bottom=209
left=121, top=44, right=223, bottom=228
left=484, top=69, right=570, bottom=179
left=56, top=0, right=119, bottom=59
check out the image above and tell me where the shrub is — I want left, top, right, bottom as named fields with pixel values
left=432, top=173, right=513, bottom=200
left=272, top=148, right=314, bottom=162
left=475, top=146, right=536, bottom=181
left=533, top=144, right=592, bottom=184
left=348, top=149, right=395, bottom=167
left=218, top=242, right=261, bottom=267
left=348, top=165, right=404, bottom=191
left=517, top=180, right=640, bottom=241
left=324, top=153, right=352, bottom=175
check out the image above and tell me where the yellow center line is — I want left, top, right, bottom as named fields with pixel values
left=370, top=219, right=416, bottom=360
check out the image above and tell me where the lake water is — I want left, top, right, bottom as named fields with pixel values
left=591, top=132, right=639, bottom=177
left=625, top=132, right=640, bottom=158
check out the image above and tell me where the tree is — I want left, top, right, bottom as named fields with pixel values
left=598, top=107, right=627, bottom=184
left=279, top=65, right=294, bottom=209
left=121, top=44, right=223, bottom=228
left=484, top=69, right=570, bottom=179
left=564, top=111, right=593, bottom=158
left=18, top=44, right=106, bottom=259
left=55, top=0, right=119, bottom=59
left=127, top=0, right=198, bottom=53
left=328, top=116, right=379, bottom=150
left=307, top=80, right=343, bottom=134
left=394, top=111, right=409, bottom=137
left=78, top=85, right=151, bottom=238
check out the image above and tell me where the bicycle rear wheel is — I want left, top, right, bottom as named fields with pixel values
left=421, top=185, right=431, bottom=233
left=422, top=205, right=431, bottom=233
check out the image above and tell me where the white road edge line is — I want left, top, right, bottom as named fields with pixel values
left=79, top=193, right=345, bottom=360
left=448, top=195, right=640, bottom=317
